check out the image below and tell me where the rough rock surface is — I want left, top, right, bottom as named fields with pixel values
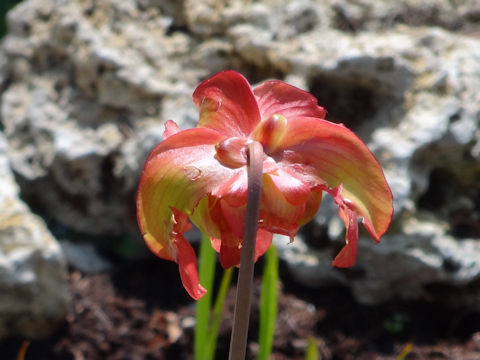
left=0, top=133, right=68, bottom=339
left=1, top=0, right=480, bottom=304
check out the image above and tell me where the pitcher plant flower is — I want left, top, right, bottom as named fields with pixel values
left=137, top=70, right=393, bottom=300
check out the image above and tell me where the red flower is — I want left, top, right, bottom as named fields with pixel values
left=137, top=71, right=393, bottom=299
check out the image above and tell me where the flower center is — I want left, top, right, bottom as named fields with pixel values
left=215, top=137, right=250, bottom=168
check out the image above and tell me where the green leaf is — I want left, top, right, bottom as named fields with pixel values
left=195, top=233, right=234, bottom=360
left=257, top=244, right=279, bottom=360
left=305, top=336, right=319, bottom=360
left=205, top=266, right=233, bottom=359
left=195, top=233, right=216, bottom=360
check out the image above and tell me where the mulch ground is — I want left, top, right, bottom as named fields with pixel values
left=2, top=256, right=480, bottom=360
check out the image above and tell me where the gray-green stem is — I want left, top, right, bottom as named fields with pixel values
left=228, top=141, right=264, bottom=360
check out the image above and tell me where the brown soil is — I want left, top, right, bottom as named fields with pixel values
left=2, top=256, right=480, bottom=360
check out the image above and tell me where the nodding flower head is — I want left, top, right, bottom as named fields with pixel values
left=137, top=70, right=393, bottom=299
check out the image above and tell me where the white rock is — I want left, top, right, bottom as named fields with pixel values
left=1, top=0, right=480, bottom=306
left=0, top=133, right=68, bottom=339
left=278, top=215, right=480, bottom=305
left=60, top=241, right=112, bottom=274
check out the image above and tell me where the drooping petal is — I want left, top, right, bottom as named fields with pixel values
left=279, top=118, right=393, bottom=245
left=198, top=196, right=273, bottom=269
left=212, top=169, right=248, bottom=207
left=174, top=233, right=207, bottom=300
left=210, top=198, right=245, bottom=268
left=189, top=196, right=221, bottom=240
left=193, top=70, right=261, bottom=137
left=326, top=185, right=360, bottom=267
left=192, top=197, right=243, bottom=268
left=267, top=168, right=310, bottom=206
left=254, top=229, right=273, bottom=262
left=218, top=232, right=242, bottom=269
left=138, top=128, right=224, bottom=257
left=253, top=80, right=326, bottom=122
left=298, top=189, right=323, bottom=227
left=214, top=229, right=273, bottom=269
left=137, top=127, right=242, bottom=298
left=218, top=199, right=274, bottom=268
left=259, top=173, right=308, bottom=238
left=332, top=202, right=359, bottom=267
left=220, top=199, right=246, bottom=239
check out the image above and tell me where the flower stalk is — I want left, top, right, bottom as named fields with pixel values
left=228, top=141, right=264, bottom=360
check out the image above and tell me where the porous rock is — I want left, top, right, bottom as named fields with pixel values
left=273, top=25, right=480, bottom=305
left=1, top=0, right=480, bottom=305
left=0, top=133, right=68, bottom=339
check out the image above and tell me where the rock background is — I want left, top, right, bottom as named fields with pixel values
left=1, top=0, right=480, bottom=337
left=0, top=131, right=67, bottom=339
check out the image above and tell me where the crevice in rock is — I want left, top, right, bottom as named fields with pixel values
left=422, top=282, right=480, bottom=311
left=418, top=166, right=480, bottom=239
left=302, top=222, right=331, bottom=251
left=99, top=154, right=117, bottom=204
left=418, top=168, right=453, bottom=212
left=331, top=2, right=477, bottom=34
left=231, top=59, right=286, bottom=85
left=30, top=44, right=71, bottom=74
left=307, top=65, right=408, bottom=141
left=332, top=265, right=367, bottom=280
left=310, top=73, right=380, bottom=128
left=196, top=50, right=287, bottom=85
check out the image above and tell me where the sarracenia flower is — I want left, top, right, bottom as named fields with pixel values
left=137, top=71, right=393, bottom=299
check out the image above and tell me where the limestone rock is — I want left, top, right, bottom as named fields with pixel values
left=273, top=26, right=480, bottom=305
left=1, top=0, right=480, bottom=305
left=60, top=241, right=112, bottom=274
left=276, top=214, right=480, bottom=306
left=0, top=133, right=68, bottom=339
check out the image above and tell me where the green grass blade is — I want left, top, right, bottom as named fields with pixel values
left=195, top=233, right=217, bottom=360
left=205, top=267, right=234, bottom=359
left=305, top=336, right=319, bottom=360
left=257, top=244, right=279, bottom=360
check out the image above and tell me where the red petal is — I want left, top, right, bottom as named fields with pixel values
left=137, top=127, right=243, bottom=299
left=217, top=229, right=273, bottom=269
left=210, top=236, right=221, bottom=253
left=212, top=169, right=248, bottom=207
left=146, top=126, right=224, bottom=161
left=163, top=120, right=182, bottom=139
left=193, top=71, right=261, bottom=137
left=171, top=207, right=193, bottom=234
left=253, top=80, right=326, bottom=121
left=254, top=229, right=273, bottom=262
left=298, top=189, right=323, bottom=227
left=220, top=200, right=246, bottom=239
left=207, top=198, right=273, bottom=269
left=328, top=186, right=360, bottom=267
left=279, top=118, right=393, bottom=243
left=259, top=173, right=307, bottom=238
left=174, top=235, right=207, bottom=300
left=268, top=168, right=310, bottom=205
left=193, top=198, right=241, bottom=268
left=219, top=234, right=242, bottom=269
left=190, top=196, right=221, bottom=240
left=331, top=203, right=359, bottom=268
